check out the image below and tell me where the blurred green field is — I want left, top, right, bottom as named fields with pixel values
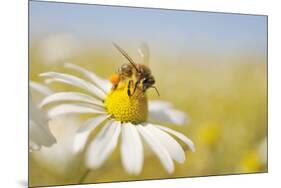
left=29, top=44, right=267, bottom=187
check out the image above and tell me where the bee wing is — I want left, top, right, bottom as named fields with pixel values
left=137, top=42, right=150, bottom=65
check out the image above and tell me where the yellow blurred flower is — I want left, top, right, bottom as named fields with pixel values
left=197, top=121, right=220, bottom=146
left=237, top=138, right=267, bottom=173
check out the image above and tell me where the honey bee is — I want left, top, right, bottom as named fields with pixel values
left=110, top=43, right=160, bottom=97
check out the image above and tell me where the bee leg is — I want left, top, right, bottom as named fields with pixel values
left=127, top=80, right=133, bottom=97
left=132, top=80, right=140, bottom=96
left=111, top=83, right=118, bottom=90
left=134, top=84, right=145, bottom=98
left=150, top=86, right=160, bottom=96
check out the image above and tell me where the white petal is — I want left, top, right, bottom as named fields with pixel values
left=30, top=81, right=53, bottom=96
left=40, top=72, right=106, bottom=100
left=73, top=131, right=90, bottom=154
left=77, top=115, right=110, bottom=133
left=30, top=97, right=48, bottom=123
left=29, top=120, right=56, bottom=149
left=121, top=123, right=144, bottom=175
left=167, top=109, right=188, bottom=125
left=29, top=120, right=49, bottom=146
left=73, top=115, right=110, bottom=153
left=155, top=126, right=195, bottom=152
left=149, top=100, right=172, bottom=110
left=149, top=100, right=188, bottom=126
left=64, top=63, right=111, bottom=93
left=29, top=140, right=41, bottom=151
left=86, top=121, right=121, bottom=169
left=137, top=125, right=174, bottom=174
left=39, top=92, right=104, bottom=108
left=146, top=124, right=185, bottom=163
left=47, top=103, right=106, bottom=118
left=29, top=99, right=56, bottom=150
left=44, top=78, right=56, bottom=85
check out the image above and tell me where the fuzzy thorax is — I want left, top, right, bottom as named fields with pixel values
left=104, top=81, right=148, bottom=124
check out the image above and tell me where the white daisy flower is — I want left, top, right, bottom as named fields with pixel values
left=29, top=82, right=56, bottom=151
left=39, top=62, right=195, bottom=175
left=32, top=116, right=82, bottom=175
left=38, top=33, right=78, bottom=65
left=30, top=81, right=82, bottom=175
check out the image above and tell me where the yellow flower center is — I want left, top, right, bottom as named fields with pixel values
left=104, top=81, right=148, bottom=124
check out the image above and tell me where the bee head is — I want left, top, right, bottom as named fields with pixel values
left=136, top=64, right=151, bottom=79
left=141, top=75, right=160, bottom=96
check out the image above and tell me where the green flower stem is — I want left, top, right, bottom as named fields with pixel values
left=78, top=169, right=91, bottom=183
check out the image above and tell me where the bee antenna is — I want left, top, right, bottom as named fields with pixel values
left=151, top=86, right=160, bottom=96
left=112, top=42, right=140, bottom=73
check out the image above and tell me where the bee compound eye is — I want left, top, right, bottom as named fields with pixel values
left=142, top=78, right=148, bottom=83
left=148, top=77, right=155, bottom=84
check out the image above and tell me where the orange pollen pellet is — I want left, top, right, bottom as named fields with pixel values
left=109, top=74, right=120, bottom=84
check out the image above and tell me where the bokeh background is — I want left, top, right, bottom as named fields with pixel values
left=29, top=1, right=267, bottom=187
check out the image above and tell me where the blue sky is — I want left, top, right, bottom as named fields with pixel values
left=29, top=1, right=267, bottom=57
